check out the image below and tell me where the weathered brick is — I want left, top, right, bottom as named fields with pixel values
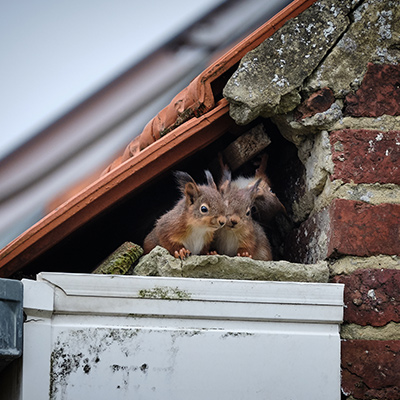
left=285, top=200, right=400, bottom=263
left=330, top=129, right=400, bottom=184
left=332, top=269, right=400, bottom=326
left=328, top=200, right=400, bottom=257
left=295, top=87, right=335, bottom=120
left=342, top=340, right=400, bottom=400
left=345, top=63, right=400, bottom=117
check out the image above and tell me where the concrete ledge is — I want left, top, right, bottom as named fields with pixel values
left=133, top=246, right=329, bottom=283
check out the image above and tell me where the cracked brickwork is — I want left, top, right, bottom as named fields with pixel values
left=330, top=129, right=400, bottom=185
left=342, top=340, right=400, bottom=400
left=332, top=269, right=400, bottom=326
left=345, top=64, right=400, bottom=118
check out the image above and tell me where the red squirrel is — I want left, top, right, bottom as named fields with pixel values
left=143, top=171, right=227, bottom=259
left=213, top=173, right=273, bottom=261
left=219, top=152, right=285, bottom=225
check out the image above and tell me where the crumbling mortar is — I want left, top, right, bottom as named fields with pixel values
left=330, top=255, right=400, bottom=278
left=332, top=115, right=400, bottom=131
left=341, top=322, right=400, bottom=341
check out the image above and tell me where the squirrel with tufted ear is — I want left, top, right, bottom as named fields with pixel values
left=143, top=171, right=227, bottom=259
left=212, top=171, right=273, bottom=261
left=218, top=152, right=285, bottom=226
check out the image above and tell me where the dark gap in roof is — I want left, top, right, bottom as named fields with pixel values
left=12, top=117, right=307, bottom=278
left=210, top=63, right=240, bottom=103
left=261, top=120, right=304, bottom=261
left=11, top=128, right=246, bottom=277
left=216, top=118, right=302, bottom=261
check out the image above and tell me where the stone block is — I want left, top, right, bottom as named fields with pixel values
left=285, top=207, right=331, bottom=264
left=223, top=0, right=351, bottom=124
left=305, top=0, right=400, bottom=97
left=133, top=246, right=329, bottom=283
left=332, top=269, right=400, bottom=326
left=330, top=129, right=400, bottom=184
left=342, top=340, right=400, bottom=400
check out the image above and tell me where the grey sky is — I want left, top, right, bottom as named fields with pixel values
left=0, top=0, right=223, bottom=159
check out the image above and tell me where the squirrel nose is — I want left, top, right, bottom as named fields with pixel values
left=230, top=215, right=239, bottom=226
left=218, top=217, right=226, bottom=227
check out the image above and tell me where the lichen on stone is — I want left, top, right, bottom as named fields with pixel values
left=92, top=242, right=143, bottom=275
left=133, top=246, right=329, bottom=283
left=223, top=0, right=351, bottom=125
left=305, top=0, right=400, bottom=96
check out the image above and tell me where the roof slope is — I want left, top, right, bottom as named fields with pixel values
left=0, top=0, right=317, bottom=278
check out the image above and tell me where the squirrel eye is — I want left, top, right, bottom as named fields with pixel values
left=200, top=204, right=209, bottom=214
left=245, top=208, right=251, bottom=217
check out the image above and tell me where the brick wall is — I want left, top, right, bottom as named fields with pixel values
left=223, top=0, right=400, bottom=397
left=287, top=64, right=400, bottom=400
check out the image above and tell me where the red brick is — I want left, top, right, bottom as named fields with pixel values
left=328, top=199, right=400, bottom=257
left=330, top=129, right=400, bottom=184
left=285, top=200, right=400, bottom=263
left=342, top=340, right=400, bottom=400
left=295, top=87, right=335, bottom=119
left=332, top=269, right=400, bottom=326
left=345, top=63, right=400, bottom=117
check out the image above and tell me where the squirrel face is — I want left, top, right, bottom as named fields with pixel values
left=222, top=186, right=255, bottom=231
left=219, top=169, right=260, bottom=230
left=183, top=178, right=227, bottom=231
left=144, top=170, right=227, bottom=257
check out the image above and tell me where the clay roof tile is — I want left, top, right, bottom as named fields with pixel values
left=0, top=0, right=317, bottom=278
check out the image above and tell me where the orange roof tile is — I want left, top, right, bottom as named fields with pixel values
left=0, top=0, right=317, bottom=278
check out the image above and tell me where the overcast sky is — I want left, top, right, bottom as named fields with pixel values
left=0, top=0, right=224, bottom=159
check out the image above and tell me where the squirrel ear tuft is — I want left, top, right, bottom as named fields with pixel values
left=174, top=171, right=195, bottom=193
left=250, top=178, right=263, bottom=199
left=219, top=169, right=232, bottom=195
left=204, top=170, right=217, bottom=189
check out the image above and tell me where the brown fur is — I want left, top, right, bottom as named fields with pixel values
left=219, top=153, right=285, bottom=225
left=213, top=175, right=273, bottom=261
left=143, top=171, right=226, bottom=258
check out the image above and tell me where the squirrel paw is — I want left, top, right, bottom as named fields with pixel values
left=207, top=250, right=218, bottom=255
left=174, top=248, right=191, bottom=259
left=237, top=252, right=253, bottom=258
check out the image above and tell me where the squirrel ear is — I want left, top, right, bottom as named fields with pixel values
left=250, top=178, right=263, bottom=200
left=219, top=169, right=231, bottom=195
left=184, top=182, right=200, bottom=204
left=174, top=171, right=195, bottom=193
left=204, top=170, right=217, bottom=189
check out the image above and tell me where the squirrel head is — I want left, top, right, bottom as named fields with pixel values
left=219, top=162, right=285, bottom=223
left=174, top=171, right=227, bottom=230
left=219, top=172, right=261, bottom=230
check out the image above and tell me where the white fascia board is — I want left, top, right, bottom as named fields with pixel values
left=37, top=272, right=344, bottom=324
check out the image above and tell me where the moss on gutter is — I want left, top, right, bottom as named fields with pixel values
left=138, top=286, right=191, bottom=300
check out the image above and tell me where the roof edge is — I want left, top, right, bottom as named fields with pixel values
left=0, top=100, right=231, bottom=277
left=101, top=0, right=318, bottom=175
left=0, top=0, right=318, bottom=277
